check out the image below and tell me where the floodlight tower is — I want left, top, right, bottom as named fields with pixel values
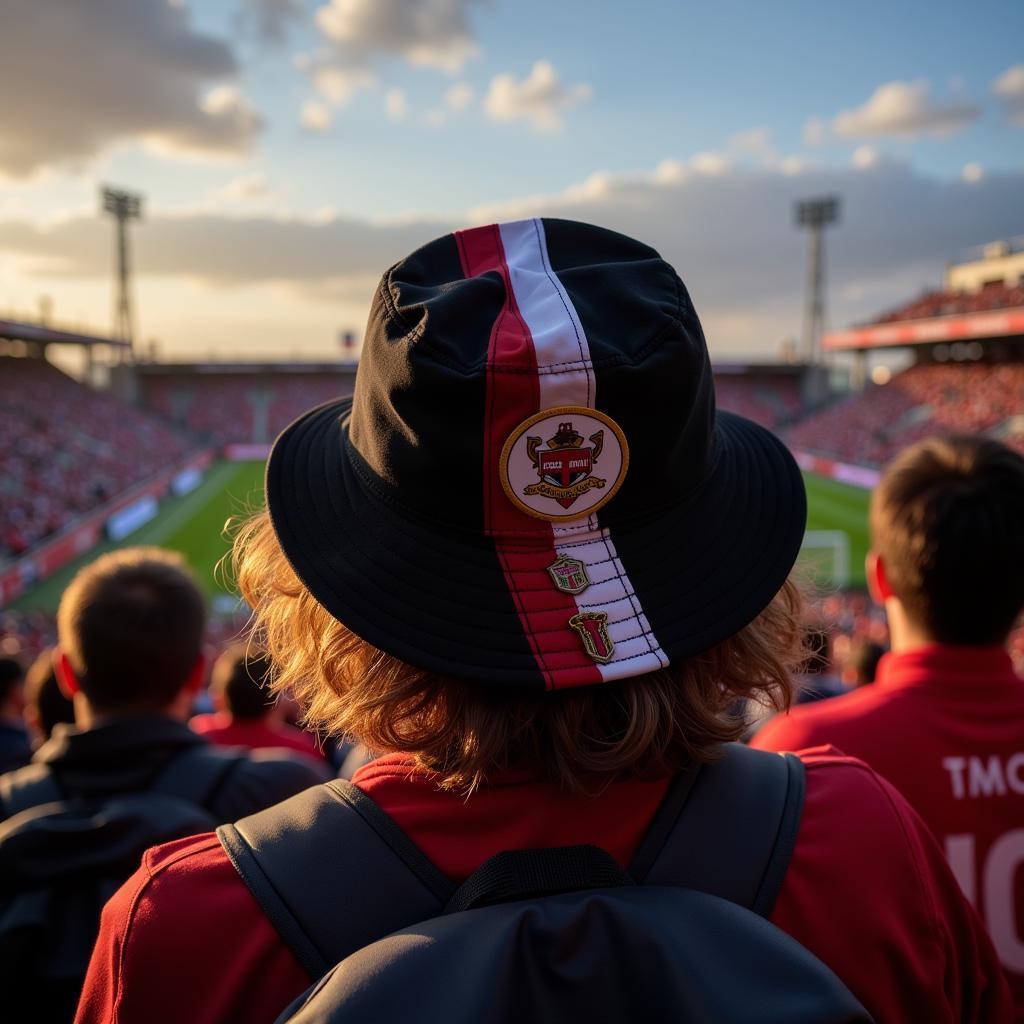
left=795, top=196, right=840, bottom=366
left=100, top=186, right=144, bottom=357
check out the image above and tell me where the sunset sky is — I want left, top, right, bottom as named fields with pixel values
left=2, top=0, right=1023, bottom=363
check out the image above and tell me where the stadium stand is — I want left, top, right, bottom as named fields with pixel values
left=0, top=357, right=195, bottom=560
left=712, top=370, right=803, bottom=428
left=870, top=283, right=1024, bottom=324
left=140, top=369, right=354, bottom=445
left=787, top=361, right=1024, bottom=467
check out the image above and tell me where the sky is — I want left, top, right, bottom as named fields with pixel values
left=1, top=0, right=1022, bottom=364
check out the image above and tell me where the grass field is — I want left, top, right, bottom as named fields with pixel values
left=13, top=461, right=266, bottom=613
left=13, top=463, right=872, bottom=612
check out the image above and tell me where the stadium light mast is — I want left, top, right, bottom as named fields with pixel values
left=795, top=196, right=840, bottom=367
left=100, top=186, right=143, bottom=359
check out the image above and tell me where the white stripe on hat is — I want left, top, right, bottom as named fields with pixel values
left=498, top=218, right=669, bottom=681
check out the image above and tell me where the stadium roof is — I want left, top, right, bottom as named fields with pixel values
left=0, top=317, right=128, bottom=349
left=823, top=307, right=1024, bottom=351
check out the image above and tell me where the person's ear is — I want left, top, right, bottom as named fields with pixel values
left=184, top=654, right=206, bottom=697
left=53, top=648, right=81, bottom=700
left=866, top=551, right=893, bottom=604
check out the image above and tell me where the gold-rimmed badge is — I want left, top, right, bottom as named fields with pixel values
left=547, top=555, right=591, bottom=595
left=499, top=407, right=629, bottom=522
left=568, top=611, right=615, bottom=663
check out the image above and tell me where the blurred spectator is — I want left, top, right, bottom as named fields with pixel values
left=0, top=547, right=328, bottom=1023
left=23, top=646, right=75, bottom=746
left=841, top=640, right=886, bottom=689
left=0, top=657, right=31, bottom=772
left=191, top=645, right=327, bottom=762
left=753, top=436, right=1024, bottom=1012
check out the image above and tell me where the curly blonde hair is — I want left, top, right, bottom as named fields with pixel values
left=231, top=510, right=804, bottom=793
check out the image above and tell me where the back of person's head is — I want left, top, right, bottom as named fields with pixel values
left=211, top=645, right=273, bottom=721
left=870, top=435, right=1024, bottom=646
left=57, top=547, right=206, bottom=713
left=231, top=218, right=811, bottom=794
left=24, top=647, right=75, bottom=742
left=0, top=656, right=26, bottom=718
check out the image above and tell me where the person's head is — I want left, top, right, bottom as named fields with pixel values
left=210, top=645, right=274, bottom=721
left=55, top=547, right=207, bottom=720
left=234, top=218, right=809, bottom=793
left=0, top=656, right=26, bottom=723
left=868, top=435, right=1024, bottom=648
left=23, top=646, right=75, bottom=743
left=842, top=639, right=886, bottom=689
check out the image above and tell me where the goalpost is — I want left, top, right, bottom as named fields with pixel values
left=799, top=530, right=851, bottom=590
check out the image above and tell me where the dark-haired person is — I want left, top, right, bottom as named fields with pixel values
left=841, top=639, right=886, bottom=689
left=77, top=221, right=1009, bottom=1024
left=0, top=547, right=328, bottom=1021
left=23, top=646, right=75, bottom=746
left=0, top=656, right=31, bottom=772
left=753, top=435, right=1024, bottom=1016
left=192, top=645, right=327, bottom=762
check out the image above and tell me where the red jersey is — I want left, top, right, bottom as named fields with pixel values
left=75, top=748, right=1010, bottom=1024
left=752, top=644, right=1024, bottom=1019
left=190, top=713, right=326, bottom=762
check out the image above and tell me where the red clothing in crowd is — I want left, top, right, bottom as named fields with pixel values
left=752, top=645, right=1024, bottom=1019
left=190, top=713, right=326, bottom=762
left=75, top=748, right=1011, bottom=1024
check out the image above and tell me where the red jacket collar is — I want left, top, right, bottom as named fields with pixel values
left=876, top=643, right=1021, bottom=693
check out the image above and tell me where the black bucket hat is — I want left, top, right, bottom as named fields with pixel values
left=267, top=218, right=806, bottom=690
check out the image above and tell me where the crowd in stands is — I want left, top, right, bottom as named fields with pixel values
left=0, top=358, right=195, bottom=561
left=140, top=372, right=353, bottom=446
left=870, top=282, right=1024, bottom=323
left=787, top=360, right=1024, bottom=466
left=712, top=371, right=803, bottom=428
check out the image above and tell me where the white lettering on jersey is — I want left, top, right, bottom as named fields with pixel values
left=943, top=752, right=1024, bottom=798
left=984, top=830, right=1024, bottom=972
left=945, top=830, right=1024, bottom=974
left=943, top=756, right=967, bottom=799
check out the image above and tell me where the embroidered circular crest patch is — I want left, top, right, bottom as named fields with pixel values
left=500, top=406, right=629, bottom=522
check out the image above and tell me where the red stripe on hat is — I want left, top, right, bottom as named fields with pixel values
left=455, top=224, right=601, bottom=689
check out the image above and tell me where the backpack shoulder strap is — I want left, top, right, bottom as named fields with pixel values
left=0, top=761, right=64, bottom=818
left=634, top=744, right=805, bottom=917
left=150, top=744, right=248, bottom=808
left=217, top=779, right=456, bottom=979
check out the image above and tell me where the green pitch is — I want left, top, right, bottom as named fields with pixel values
left=12, top=463, right=872, bottom=612
left=12, top=461, right=266, bottom=613
left=801, top=472, right=871, bottom=587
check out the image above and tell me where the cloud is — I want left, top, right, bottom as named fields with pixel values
left=483, top=61, right=592, bottom=133
left=217, top=173, right=273, bottom=200
left=0, top=0, right=264, bottom=177
left=803, top=118, right=827, bottom=147
left=4, top=159, right=1021, bottom=356
left=301, top=101, right=333, bottom=133
left=234, top=0, right=304, bottom=45
left=423, top=81, right=475, bottom=127
left=385, top=88, right=408, bottom=121
left=992, top=64, right=1024, bottom=126
left=446, top=82, right=475, bottom=112
left=831, top=80, right=979, bottom=139
left=851, top=145, right=880, bottom=170
left=313, top=0, right=483, bottom=73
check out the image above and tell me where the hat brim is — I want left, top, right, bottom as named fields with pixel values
left=266, top=400, right=807, bottom=687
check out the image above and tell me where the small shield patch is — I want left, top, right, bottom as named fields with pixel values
left=568, top=611, right=615, bottom=663
left=547, top=555, right=591, bottom=595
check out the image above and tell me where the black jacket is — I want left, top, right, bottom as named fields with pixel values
left=0, top=713, right=330, bottom=821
